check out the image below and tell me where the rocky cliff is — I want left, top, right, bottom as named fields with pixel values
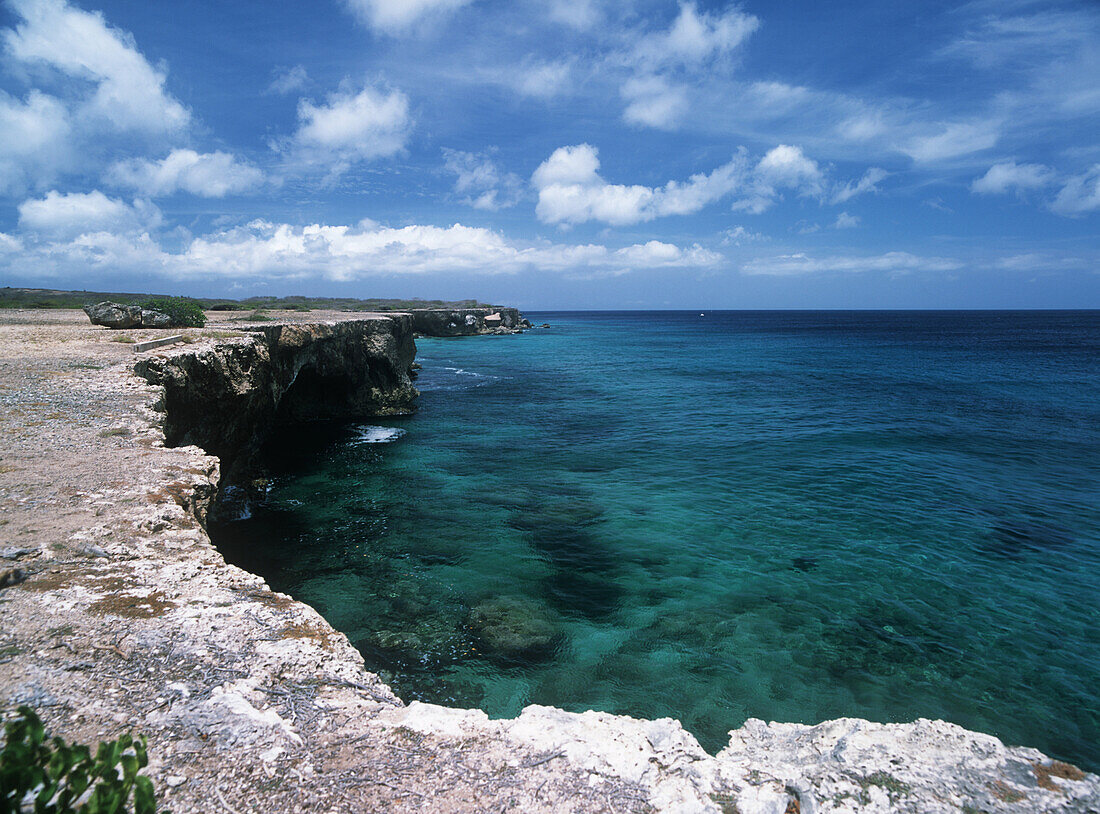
left=134, top=317, right=417, bottom=480
left=2, top=310, right=1098, bottom=814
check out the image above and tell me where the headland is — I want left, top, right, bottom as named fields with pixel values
left=1, top=308, right=1097, bottom=813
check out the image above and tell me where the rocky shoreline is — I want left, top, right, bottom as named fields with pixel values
left=1, top=309, right=1098, bottom=813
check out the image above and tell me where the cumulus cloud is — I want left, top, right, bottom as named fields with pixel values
left=281, top=82, right=411, bottom=175
left=1050, top=165, right=1100, bottom=216
left=269, top=65, right=309, bottom=95
left=831, top=167, right=887, bottom=204
left=630, top=2, right=759, bottom=69
left=532, top=143, right=749, bottom=226
left=107, top=149, right=264, bottom=198
left=442, top=148, right=522, bottom=210
left=833, top=212, right=860, bottom=229
left=741, top=251, right=962, bottom=276
left=970, top=161, right=1055, bottom=196
left=17, top=190, right=160, bottom=239
left=342, top=0, right=472, bottom=33
left=0, top=90, right=72, bottom=194
left=755, top=144, right=823, bottom=193
left=3, top=0, right=189, bottom=135
left=2, top=217, right=722, bottom=280
left=732, top=145, right=824, bottom=214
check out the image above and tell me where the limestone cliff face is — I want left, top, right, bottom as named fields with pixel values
left=410, top=307, right=524, bottom=336
left=135, top=317, right=417, bottom=480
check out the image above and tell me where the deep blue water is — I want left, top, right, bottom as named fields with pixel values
left=214, top=311, right=1100, bottom=769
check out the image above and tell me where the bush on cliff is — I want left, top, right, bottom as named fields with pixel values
left=0, top=706, right=159, bottom=813
left=139, top=297, right=206, bottom=328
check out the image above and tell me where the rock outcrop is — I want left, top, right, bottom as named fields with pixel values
left=84, top=301, right=177, bottom=329
left=135, top=317, right=417, bottom=480
left=410, top=307, right=527, bottom=336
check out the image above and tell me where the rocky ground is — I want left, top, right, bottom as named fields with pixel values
left=1, top=309, right=1098, bottom=813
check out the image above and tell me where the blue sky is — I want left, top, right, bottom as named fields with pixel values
left=0, top=0, right=1097, bottom=308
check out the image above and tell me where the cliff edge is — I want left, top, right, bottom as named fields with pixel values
left=1, top=310, right=1097, bottom=813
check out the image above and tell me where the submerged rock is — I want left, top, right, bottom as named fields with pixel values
left=982, top=519, right=1074, bottom=558
left=468, top=595, right=559, bottom=660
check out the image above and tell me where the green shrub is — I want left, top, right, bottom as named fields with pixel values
left=0, top=706, right=159, bottom=813
left=139, top=298, right=205, bottom=328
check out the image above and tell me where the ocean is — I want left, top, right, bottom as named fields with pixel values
left=212, top=311, right=1100, bottom=770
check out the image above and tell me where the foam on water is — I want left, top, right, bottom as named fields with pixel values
left=352, top=425, right=407, bottom=444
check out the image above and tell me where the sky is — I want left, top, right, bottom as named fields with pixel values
left=0, top=0, right=1097, bottom=308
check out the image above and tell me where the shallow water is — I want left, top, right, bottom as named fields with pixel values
left=212, top=311, right=1100, bottom=769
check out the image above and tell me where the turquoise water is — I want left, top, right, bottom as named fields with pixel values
left=213, top=311, right=1100, bottom=769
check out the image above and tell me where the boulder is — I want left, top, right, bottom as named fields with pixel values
left=468, top=595, right=558, bottom=661
left=141, top=309, right=173, bottom=328
left=83, top=301, right=143, bottom=329
left=484, top=313, right=502, bottom=327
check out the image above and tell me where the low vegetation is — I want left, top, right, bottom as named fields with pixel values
left=139, top=298, right=206, bottom=328
left=1, top=286, right=493, bottom=313
left=0, top=706, right=159, bottom=813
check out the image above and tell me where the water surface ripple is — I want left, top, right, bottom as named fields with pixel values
left=213, top=311, right=1100, bottom=768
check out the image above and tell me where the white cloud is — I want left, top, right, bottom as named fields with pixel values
left=17, top=190, right=160, bottom=239
left=0, top=90, right=72, bottom=194
left=342, top=0, right=472, bottom=33
left=532, top=143, right=749, bottom=226
left=831, top=167, right=887, bottom=204
left=836, top=112, right=888, bottom=142
left=621, top=75, right=689, bottom=129
left=2, top=217, right=722, bottom=280
left=902, top=122, right=999, bottom=163
left=617, top=2, right=758, bottom=130
left=741, top=251, right=962, bottom=276
left=755, top=144, right=823, bottom=194
left=0, top=232, right=23, bottom=254
left=833, top=212, right=860, bottom=229
left=3, top=0, right=189, bottom=134
left=107, top=149, right=264, bottom=198
left=269, top=65, right=309, bottom=95
left=516, top=60, right=573, bottom=98
left=1050, top=165, right=1100, bottom=216
left=970, top=161, right=1055, bottom=196
left=721, top=226, right=766, bottom=246
left=631, top=2, right=759, bottom=69
left=547, top=0, right=600, bottom=30
left=282, top=83, right=411, bottom=175
left=442, top=148, right=522, bottom=210
left=732, top=145, right=824, bottom=213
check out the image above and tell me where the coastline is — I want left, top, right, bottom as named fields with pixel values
left=2, top=309, right=1098, bottom=813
